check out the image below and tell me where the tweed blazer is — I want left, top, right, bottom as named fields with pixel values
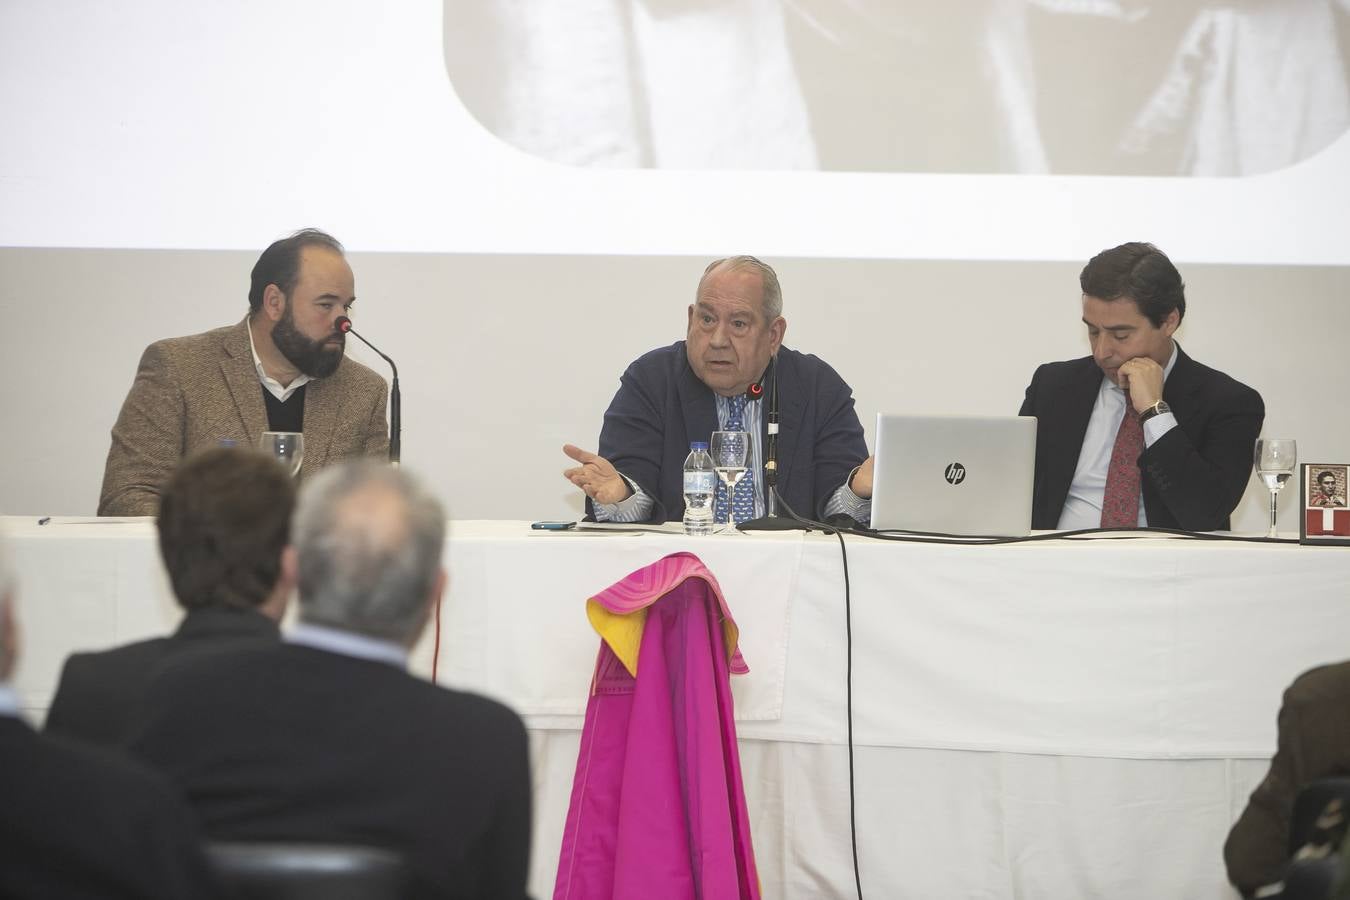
left=1225, top=661, right=1350, bottom=896
left=99, top=319, right=389, bottom=516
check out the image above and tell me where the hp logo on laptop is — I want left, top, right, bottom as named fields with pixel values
left=944, top=463, right=967, bottom=485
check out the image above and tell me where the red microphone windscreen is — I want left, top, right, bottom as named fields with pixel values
left=335, top=316, right=353, bottom=333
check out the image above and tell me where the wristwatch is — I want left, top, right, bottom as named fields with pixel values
left=1138, top=400, right=1171, bottom=423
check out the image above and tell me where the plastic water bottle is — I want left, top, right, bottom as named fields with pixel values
left=682, top=441, right=715, bottom=536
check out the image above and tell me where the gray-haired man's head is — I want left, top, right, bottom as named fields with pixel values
left=686, top=255, right=787, bottom=398
left=291, top=462, right=446, bottom=645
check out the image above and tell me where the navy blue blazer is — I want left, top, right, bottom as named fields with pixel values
left=1019, top=344, right=1264, bottom=531
left=595, top=341, right=868, bottom=523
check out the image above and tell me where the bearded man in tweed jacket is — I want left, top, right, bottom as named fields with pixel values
left=98, top=230, right=389, bottom=516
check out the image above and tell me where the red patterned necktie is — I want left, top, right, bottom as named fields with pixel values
left=1100, top=391, right=1143, bottom=528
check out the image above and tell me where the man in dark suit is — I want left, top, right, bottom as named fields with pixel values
left=1019, top=242, right=1264, bottom=531
left=99, top=228, right=389, bottom=516
left=47, top=446, right=294, bottom=746
left=1224, top=661, right=1350, bottom=897
left=563, top=255, right=872, bottom=524
left=129, top=462, right=531, bottom=900
left=0, top=534, right=221, bottom=899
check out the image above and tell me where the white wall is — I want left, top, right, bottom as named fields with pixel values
left=2, top=249, right=1346, bottom=535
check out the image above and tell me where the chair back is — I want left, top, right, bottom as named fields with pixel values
left=1283, top=855, right=1342, bottom=900
left=206, top=842, right=407, bottom=900
left=1291, top=779, right=1350, bottom=853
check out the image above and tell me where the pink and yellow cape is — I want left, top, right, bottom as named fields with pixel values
left=553, top=551, right=760, bottom=900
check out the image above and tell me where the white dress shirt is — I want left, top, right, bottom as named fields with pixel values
left=1057, top=343, right=1180, bottom=530
left=247, top=319, right=311, bottom=403
left=0, top=682, right=20, bottom=718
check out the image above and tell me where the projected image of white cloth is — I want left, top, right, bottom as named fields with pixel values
left=443, top=0, right=1350, bottom=176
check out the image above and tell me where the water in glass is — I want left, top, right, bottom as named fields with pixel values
left=1254, top=438, right=1296, bottom=538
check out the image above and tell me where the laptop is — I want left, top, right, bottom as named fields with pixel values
left=869, top=414, right=1038, bottom=537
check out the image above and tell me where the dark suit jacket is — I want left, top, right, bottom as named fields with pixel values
left=45, top=607, right=279, bottom=747
left=99, top=318, right=390, bottom=516
left=595, top=341, right=868, bottom=522
left=128, top=642, right=531, bottom=900
left=1224, top=661, right=1350, bottom=896
left=0, top=715, right=219, bottom=899
left=1018, top=345, right=1264, bottom=530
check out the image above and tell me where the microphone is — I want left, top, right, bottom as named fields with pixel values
left=334, top=316, right=400, bottom=465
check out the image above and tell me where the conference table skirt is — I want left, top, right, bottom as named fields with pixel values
left=7, top=517, right=1348, bottom=898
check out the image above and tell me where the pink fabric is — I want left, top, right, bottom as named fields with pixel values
left=553, top=552, right=760, bottom=900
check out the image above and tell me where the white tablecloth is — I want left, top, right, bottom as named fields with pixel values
left=7, top=517, right=1350, bottom=898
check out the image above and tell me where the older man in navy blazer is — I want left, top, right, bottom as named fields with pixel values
left=564, top=256, right=872, bottom=524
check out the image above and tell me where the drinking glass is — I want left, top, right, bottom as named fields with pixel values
left=710, top=430, right=750, bottom=532
left=260, top=431, right=305, bottom=478
left=1254, top=438, right=1296, bottom=538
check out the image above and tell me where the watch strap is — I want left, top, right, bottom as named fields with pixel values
left=1138, top=400, right=1171, bottom=423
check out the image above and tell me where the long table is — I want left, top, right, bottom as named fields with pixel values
left=7, top=516, right=1350, bottom=898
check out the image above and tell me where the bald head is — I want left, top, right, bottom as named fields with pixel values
left=697, top=255, right=782, bottom=322
left=292, top=462, right=446, bottom=645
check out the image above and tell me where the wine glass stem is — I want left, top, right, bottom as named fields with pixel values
left=716, top=476, right=745, bottom=533
left=1268, top=489, right=1279, bottom=539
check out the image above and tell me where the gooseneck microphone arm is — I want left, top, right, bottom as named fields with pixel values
left=764, top=355, right=781, bottom=516
left=741, top=355, right=808, bottom=531
left=334, top=316, right=400, bottom=465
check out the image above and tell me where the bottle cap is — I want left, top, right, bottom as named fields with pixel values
left=690, top=441, right=708, bottom=451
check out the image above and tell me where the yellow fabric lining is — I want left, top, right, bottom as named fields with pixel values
left=586, top=581, right=740, bottom=679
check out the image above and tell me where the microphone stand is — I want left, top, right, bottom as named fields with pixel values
left=337, top=319, right=400, bottom=465
left=738, top=356, right=810, bottom=532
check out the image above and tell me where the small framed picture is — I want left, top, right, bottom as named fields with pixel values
left=1300, top=464, right=1350, bottom=546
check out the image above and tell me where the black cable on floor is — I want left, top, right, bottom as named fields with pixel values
left=833, top=523, right=863, bottom=900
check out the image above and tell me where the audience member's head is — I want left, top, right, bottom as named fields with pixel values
left=292, top=461, right=446, bottom=646
left=157, top=447, right=296, bottom=618
left=0, top=530, right=16, bottom=682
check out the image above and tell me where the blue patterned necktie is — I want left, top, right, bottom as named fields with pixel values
left=714, top=394, right=757, bottom=524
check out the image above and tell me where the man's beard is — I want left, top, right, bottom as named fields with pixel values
left=273, top=304, right=343, bottom=378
